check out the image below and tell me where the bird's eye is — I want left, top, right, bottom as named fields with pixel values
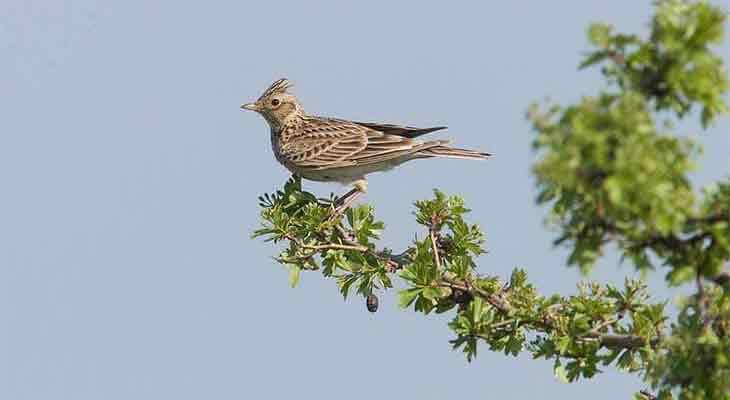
left=271, top=99, right=280, bottom=107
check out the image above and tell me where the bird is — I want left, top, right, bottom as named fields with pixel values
left=240, top=78, right=490, bottom=213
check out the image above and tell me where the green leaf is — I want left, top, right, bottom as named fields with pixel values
left=587, top=23, right=612, bottom=46
left=288, top=266, right=301, bottom=288
left=554, top=361, right=570, bottom=383
left=579, top=50, right=610, bottom=70
left=667, top=265, right=695, bottom=286
left=398, top=288, right=421, bottom=308
left=421, top=287, right=442, bottom=301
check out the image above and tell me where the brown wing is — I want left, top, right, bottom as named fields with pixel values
left=280, top=117, right=442, bottom=170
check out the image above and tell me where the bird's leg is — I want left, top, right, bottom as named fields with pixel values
left=333, top=187, right=360, bottom=208
left=332, top=179, right=367, bottom=216
left=334, top=190, right=363, bottom=214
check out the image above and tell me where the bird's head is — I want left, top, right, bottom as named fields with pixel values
left=241, top=78, right=302, bottom=128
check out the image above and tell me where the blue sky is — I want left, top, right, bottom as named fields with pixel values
left=3, top=1, right=729, bottom=399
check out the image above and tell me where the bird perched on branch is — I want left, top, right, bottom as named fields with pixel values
left=241, top=78, right=490, bottom=213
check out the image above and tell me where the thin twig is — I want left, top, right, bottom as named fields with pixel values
left=430, top=227, right=442, bottom=270
left=335, top=225, right=411, bottom=272
left=590, top=332, right=658, bottom=348
left=305, top=243, right=368, bottom=252
left=488, top=319, right=517, bottom=331
left=589, top=318, right=619, bottom=335
left=440, top=276, right=511, bottom=313
left=285, top=234, right=368, bottom=253
left=335, top=224, right=361, bottom=247
left=377, top=248, right=412, bottom=272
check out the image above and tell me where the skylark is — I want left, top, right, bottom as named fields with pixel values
left=241, top=78, right=490, bottom=212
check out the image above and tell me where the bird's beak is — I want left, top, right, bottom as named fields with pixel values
left=240, top=103, right=259, bottom=111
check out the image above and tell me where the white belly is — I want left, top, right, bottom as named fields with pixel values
left=292, top=157, right=409, bottom=184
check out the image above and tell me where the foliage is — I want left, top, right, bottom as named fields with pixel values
left=254, top=1, right=730, bottom=399
left=579, top=0, right=728, bottom=126
left=254, top=183, right=669, bottom=384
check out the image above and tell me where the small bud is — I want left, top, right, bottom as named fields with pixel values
left=366, top=294, right=379, bottom=313
left=451, top=288, right=472, bottom=305
left=437, top=236, right=453, bottom=256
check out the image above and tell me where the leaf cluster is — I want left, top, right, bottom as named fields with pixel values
left=254, top=185, right=669, bottom=380
left=580, top=0, right=728, bottom=126
left=528, top=1, right=730, bottom=398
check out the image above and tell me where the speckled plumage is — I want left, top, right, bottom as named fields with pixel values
left=241, top=78, right=490, bottom=209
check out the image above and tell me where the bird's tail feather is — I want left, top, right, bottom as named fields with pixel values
left=416, top=142, right=491, bottom=160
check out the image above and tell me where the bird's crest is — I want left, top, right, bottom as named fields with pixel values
left=258, top=78, right=293, bottom=101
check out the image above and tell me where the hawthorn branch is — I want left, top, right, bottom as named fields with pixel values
left=283, top=229, right=656, bottom=352
left=285, top=235, right=368, bottom=253
left=277, top=207, right=662, bottom=355
left=440, top=277, right=654, bottom=351
left=589, top=333, right=657, bottom=349
left=334, top=225, right=412, bottom=272
left=285, top=228, right=413, bottom=274
left=566, top=212, right=728, bottom=253
left=440, top=276, right=511, bottom=313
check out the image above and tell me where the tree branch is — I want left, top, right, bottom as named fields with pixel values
left=285, top=234, right=368, bottom=252
left=441, top=277, right=654, bottom=350
left=441, top=276, right=511, bottom=314
left=590, top=333, right=656, bottom=349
